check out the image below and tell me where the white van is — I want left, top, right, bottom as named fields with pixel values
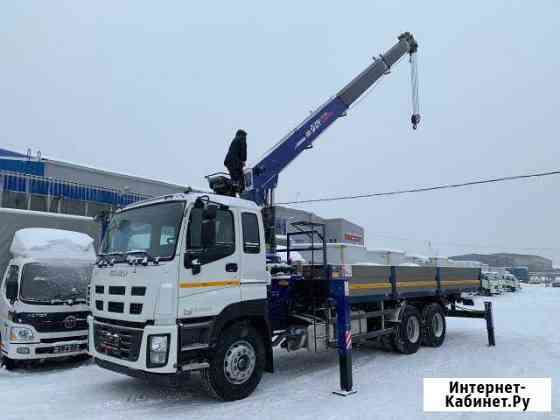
left=0, top=228, right=95, bottom=369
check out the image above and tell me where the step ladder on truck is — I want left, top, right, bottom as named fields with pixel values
left=88, top=32, right=495, bottom=401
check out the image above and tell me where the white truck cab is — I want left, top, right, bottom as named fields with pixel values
left=502, top=273, right=520, bottom=291
left=89, top=193, right=271, bottom=399
left=0, top=229, right=95, bottom=369
left=481, top=271, right=502, bottom=296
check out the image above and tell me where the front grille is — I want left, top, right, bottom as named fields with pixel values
left=41, top=335, right=88, bottom=344
left=129, top=303, right=143, bottom=315
left=15, top=312, right=89, bottom=333
left=109, top=286, right=126, bottom=295
left=108, top=302, right=124, bottom=313
left=94, top=283, right=147, bottom=316
left=94, top=322, right=143, bottom=361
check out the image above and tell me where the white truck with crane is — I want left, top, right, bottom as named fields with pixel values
left=88, top=32, right=495, bottom=400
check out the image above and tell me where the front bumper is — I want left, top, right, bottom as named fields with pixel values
left=88, top=316, right=178, bottom=374
left=2, top=334, right=88, bottom=360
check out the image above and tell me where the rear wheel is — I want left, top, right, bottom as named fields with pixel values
left=393, top=305, right=422, bottom=355
left=202, top=323, right=265, bottom=401
left=421, top=303, right=446, bottom=347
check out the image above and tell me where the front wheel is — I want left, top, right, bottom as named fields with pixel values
left=202, top=323, right=265, bottom=401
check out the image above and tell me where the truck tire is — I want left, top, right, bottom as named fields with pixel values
left=380, top=329, right=397, bottom=352
left=393, top=305, right=422, bottom=355
left=202, top=322, right=265, bottom=401
left=421, top=303, right=446, bottom=347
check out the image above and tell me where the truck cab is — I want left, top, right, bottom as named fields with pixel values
left=481, top=271, right=502, bottom=296
left=0, top=229, right=94, bottom=369
left=89, top=193, right=271, bottom=399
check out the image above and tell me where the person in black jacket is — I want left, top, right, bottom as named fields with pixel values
left=224, top=129, right=247, bottom=196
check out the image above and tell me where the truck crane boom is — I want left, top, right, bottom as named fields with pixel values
left=241, top=32, right=419, bottom=207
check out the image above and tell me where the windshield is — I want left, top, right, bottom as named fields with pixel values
left=101, top=201, right=185, bottom=260
left=20, top=262, right=93, bottom=303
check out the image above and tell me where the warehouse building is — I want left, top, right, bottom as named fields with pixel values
left=0, top=148, right=185, bottom=217
left=274, top=206, right=365, bottom=246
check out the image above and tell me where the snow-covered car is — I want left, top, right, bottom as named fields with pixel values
left=0, top=228, right=95, bottom=369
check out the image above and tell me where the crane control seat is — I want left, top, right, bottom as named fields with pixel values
left=206, top=172, right=237, bottom=196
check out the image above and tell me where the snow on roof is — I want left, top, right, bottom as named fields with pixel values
left=406, top=254, right=430, bottom=260
left=354, top=262, right=383, bottom=266
left=369, top=248, right=406, bottom=255
left=400, top=262, right=421, bottom=267
left=10, top=228, right=96, bottom=261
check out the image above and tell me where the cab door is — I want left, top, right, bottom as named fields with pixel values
left=239, top=211, right=267, bottom=301
left=178, top=205, right=241, bottom=319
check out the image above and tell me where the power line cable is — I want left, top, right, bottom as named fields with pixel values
left=277, top=169, right=560, bottom=205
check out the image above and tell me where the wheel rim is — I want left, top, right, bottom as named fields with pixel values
left=432, top=312, right=444, bottom=338
left=406, top=316, right=420, bottom=343
left=223, top=340, right=256, bottom=385
left=432, top=312, right=443, bottom=338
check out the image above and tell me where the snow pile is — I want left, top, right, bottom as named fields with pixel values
left=10, top=228, right=96, bottom=261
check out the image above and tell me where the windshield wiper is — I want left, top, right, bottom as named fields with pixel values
left=22, top=297, right=52, bottom=304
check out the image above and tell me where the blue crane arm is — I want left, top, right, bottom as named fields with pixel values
left=242, top=32, right=418, bottom=206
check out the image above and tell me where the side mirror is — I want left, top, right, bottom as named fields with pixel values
left=6, top=279, right=18, bottom=303
left=201, top=219, right=216, bottom=249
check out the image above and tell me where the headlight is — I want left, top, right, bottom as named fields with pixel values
left=148, top=334, right=169, bottom=368
left=10, top=326, right=35, bottom=343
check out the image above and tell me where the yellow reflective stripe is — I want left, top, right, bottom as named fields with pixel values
left=441, top=280, right=480, bottom=286
left=331, top=279, right=480, bottom=292
left=180, top=280, right=240, bottom=288
left=397, top=281, right=437, bottom=288
left=350, top=283, right=391, bottom=290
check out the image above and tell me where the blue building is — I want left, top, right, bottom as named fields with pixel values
left=0, top=148, right=185, bottom=217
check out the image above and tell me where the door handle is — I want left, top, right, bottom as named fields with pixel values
left=226, top=263, right=238, bottom=273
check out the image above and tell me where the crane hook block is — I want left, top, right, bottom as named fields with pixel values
left=411, top=113, right=421, bottom=130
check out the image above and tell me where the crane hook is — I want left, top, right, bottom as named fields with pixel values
left=411, top=113, right=421, bottom=130
left=410, top=52, right=420, bottom=130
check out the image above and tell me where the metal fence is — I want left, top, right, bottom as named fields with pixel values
left=0, top=170, right=153, bottom=217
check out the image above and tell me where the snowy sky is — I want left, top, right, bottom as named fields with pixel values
left=2, top=1, right=559, bottom=263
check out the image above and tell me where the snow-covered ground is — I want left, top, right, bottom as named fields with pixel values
left=2, top=285, right=558, bottom=420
